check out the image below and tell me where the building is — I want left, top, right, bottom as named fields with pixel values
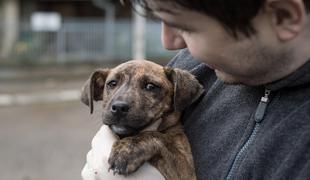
left=0, top=0, right=173, bottom=64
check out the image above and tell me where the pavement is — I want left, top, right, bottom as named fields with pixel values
left=0, top=64, right=98, bottom=106
left=0, top=65, right=106, bottom=180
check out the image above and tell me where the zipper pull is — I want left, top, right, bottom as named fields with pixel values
left=254, top=89, right=271, bottom=123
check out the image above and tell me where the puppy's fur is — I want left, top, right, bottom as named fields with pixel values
left=81, top=60, right=204, bottom=180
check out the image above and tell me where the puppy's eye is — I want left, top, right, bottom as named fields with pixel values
left=107, top=80, right=117, bottom=88
left=145, top=83, right=161, bottom=91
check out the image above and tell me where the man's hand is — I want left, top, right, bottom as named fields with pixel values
left=81, top=125, right=165, bottom=180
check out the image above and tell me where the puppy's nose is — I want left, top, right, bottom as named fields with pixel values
left=111, top=101, right=130, bottom=114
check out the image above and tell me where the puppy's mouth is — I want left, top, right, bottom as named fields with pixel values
left=104, top=114, right=161, bottom=137
left=109, top=124, right=137, bottom=137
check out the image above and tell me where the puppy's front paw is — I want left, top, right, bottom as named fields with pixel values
left=108, top=137, right=148, bottom=176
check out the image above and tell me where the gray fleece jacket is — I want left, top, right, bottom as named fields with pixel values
left=167, top=49, right=310, bottom=180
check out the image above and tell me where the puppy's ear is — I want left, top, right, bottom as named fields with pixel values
left=81, top=69, right=109, bottom=114
left=165, top=67, right=204, bottom=112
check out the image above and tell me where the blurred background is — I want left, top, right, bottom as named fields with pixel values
left=0, top=0, right=176, bottom=179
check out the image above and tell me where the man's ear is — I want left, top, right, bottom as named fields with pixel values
left=164, top=67, right=204, bottom=112
left=266, top=0, right=306, bottom=41
left=80, top=69, right=109, bottom=114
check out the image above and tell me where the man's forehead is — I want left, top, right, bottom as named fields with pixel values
left=146, top=0, right=182, bottom=15
left=145, top=1, right=204, bottom=31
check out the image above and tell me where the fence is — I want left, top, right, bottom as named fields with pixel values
left=0, top=19, right=176, bottom=64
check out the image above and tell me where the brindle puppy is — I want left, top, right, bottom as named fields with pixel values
left=81, top=60, right=204, bottom=180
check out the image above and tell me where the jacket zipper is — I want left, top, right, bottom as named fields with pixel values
left=225, top=89, right=271, bottom=180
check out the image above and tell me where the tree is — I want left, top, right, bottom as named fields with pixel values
left=0, top=0, right=19, bottom=61
left=132, top=3, right=146, bottom=59
left=92, top=0, right=146, bottom=59
left=92, top=0, right=116, bottom=59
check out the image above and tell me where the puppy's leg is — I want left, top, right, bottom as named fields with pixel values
left=108, top=135, right=155, bottom=176
left=108, top=130, right=196, bottom=180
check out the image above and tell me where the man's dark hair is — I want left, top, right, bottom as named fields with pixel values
left=123, top=0, right=310, bottom=38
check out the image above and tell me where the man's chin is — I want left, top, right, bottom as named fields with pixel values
left=214, top=70, right=242, bottom=85
left=215, top=70, right=267, bottom=86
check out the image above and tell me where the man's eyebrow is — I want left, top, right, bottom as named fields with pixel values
left=155, top=17, right=192, bottom=30
left=154, top=7, right=179, bottom=15
left=162, top=20, right=187, bottom=29
left=151, top=13, right=186, bottom=29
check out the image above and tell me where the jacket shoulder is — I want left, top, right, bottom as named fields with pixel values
left=167, top=49, right=203, bottom=71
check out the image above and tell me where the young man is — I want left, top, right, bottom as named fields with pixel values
left=82, top=0, right=310, bottom=179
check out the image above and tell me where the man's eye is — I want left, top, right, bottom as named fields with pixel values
left=177, top=28, right=192, bottom=34
left=107, top=80, right=117, bottom=88
left=145, top=83, right=161, bottom=91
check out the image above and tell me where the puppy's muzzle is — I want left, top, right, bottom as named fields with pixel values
left=108, top=100, right=135, bottom=136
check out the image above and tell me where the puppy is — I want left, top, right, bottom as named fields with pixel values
left=81, top=60, right=204, bottom=180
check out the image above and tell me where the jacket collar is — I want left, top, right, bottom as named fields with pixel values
left=265, top=60, right=310, bottom=91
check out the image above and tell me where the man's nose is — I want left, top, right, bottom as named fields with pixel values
left=161, top=22, right=187, bottom=50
